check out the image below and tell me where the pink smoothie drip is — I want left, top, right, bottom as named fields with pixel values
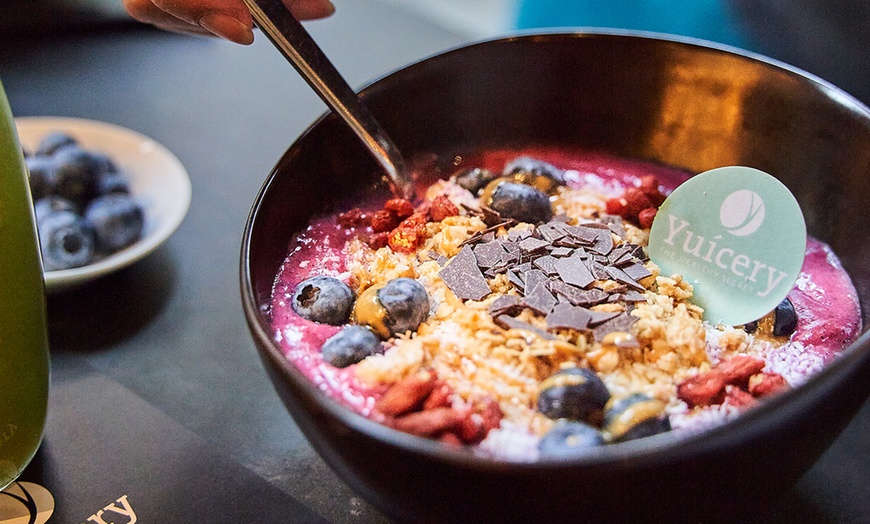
left=270, top=216, right=385, bottom=414
left=788, top=238, right=863, bottom=362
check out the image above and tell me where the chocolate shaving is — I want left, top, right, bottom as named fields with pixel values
left=545, top=303, right=592, bottom=331
left=488, top=295, right=522, bottom=317
left=464, top=205, right=507, bottom=227
left=520, top=282, right=558, bottom=316
left=592, top=312, right=638, bottom=341
left=587, top=310, right=622, bottom=327
left=532, top=255, right=559, bottom=276
left=622, top=262, right=653, bottom=282
left=459, top=219, right=517, bottom=247
left=473, top=241, right=506, bottom=269
left=588, top=260, right=612, bottom=281
left=536, top=223, right=566, bottom=243
left=523, top=269, right=548, bottom=293
left=549, top=281, right=609, bottom=307
left=605, top=265, right=645, bottom=291
left=548, top=247, right=574, bottom=258
left=507, top=269, right=525, bottom=293
left=554, top=254, right=596, bottom=289
left=518, top=236, right=550, bottom=255
left=619, top=290, right=648, bottom=303
left=439, top=245, right=491, bottom=301
left=494, top=315, right=555, bottom=340
left=564, top=225, right=600, bottom=244
left=590, top=229, right=614, bottom=256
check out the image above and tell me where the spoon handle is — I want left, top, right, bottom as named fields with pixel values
left=243, top=0, right=413, bottom=199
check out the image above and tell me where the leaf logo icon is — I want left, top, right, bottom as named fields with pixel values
left=720, top=189, right=765, bottom=237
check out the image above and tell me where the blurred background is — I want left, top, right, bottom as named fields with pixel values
left=3, top=0, right=869, bottom=103
left=1, top=0, right=868, bottom=105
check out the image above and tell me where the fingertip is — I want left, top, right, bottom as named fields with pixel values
left=199, top=12, right=255, bottom=44
left=290, top=0, right=336, bottom=20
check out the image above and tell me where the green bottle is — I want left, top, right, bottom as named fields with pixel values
left=0, top=80, right=50, bottom=489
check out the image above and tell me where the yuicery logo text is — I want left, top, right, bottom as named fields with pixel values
left=660, top=213, right=788, bottom=298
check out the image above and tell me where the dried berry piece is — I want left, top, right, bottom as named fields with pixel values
left=429, top=195, right=459, bottom=222
left=375, top=370, right=438, bottom=417
left=723, top=385, right=757, bottom=408
left=677, top=370, right=728, bottom=408
left=384, top=198, right=414, bottom=220
left=716, top=356, right=766, bottom=389
left=337, top=208, right=370, bottom=228
left=371, top=209, right=400, bottom=233
left=748, top=372, right=790, bottom=397
left=637, top=207, right=658, bottom=229
left=389, top=407, right=463, bottom=438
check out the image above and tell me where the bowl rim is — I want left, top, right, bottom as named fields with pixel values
left=241, top=29, right=870, bottom=469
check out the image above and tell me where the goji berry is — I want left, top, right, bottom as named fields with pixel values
left=384, top=198, right=414, bottom=220
left=429, top=195, right=459, bottom=222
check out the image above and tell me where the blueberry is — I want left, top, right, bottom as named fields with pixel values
left=34, top=196, right=78, bottom=223
left=98, top=170, right=131, bottom=195
left=53, top=147, right=113, bottom=207
left=321, top=325, right=382, bottom=368
left=773, top=297, right=798, bottom=337
left=451, top=167, right=495, bottom=195
left=35, top=132, right=78, bottom=156
left=486, top=180, right=553, bottom=224
left=38, top=210, right=96, bottom=270
left=377, top=278, right=429, bottom=336
left=25, top=155, right=57, bottom=199
left=537, top=367, right=610, bottom=424
left=84, top=194, right=145, bottom=253
left=503, top=156, right=566, bottom=185
left=538, top=420, right=605, bottom=458
left=291, top=276, right=355, bottom=325
left=602, top=393, right=670, bottom=442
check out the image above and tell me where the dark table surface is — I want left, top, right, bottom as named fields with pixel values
left=1, top=2, right=870, bottom=522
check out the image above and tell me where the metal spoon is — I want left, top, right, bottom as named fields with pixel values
left=243, top=0, right=413, bottom=200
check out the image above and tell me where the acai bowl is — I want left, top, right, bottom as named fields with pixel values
left=241, top=32, right=870, bottom=523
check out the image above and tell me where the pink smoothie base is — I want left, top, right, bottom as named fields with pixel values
left=269, top=148, right=863, bottom=418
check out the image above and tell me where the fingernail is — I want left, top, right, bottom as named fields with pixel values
left=200, top=13, right=255, bottom=45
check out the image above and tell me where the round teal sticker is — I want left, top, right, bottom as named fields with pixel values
left=648, top=166, right=806, bottom=326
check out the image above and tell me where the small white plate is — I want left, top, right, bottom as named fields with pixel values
left=15, top=117, right=192, bottom=293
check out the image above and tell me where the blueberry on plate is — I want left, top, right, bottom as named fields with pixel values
left=321, top=325, right=382, bottom=368
left=97, top=169, right=131, bottom=195
left=292, top=276, right=355, bottom=325
left=84, top=193, right=145, bottom=253
left=377, top=278, right=430, bottom=337
left=537, top=367, right=610, bottom=424
left=25, top=155, right=57, bottom=200
left=34, top=196, right=78, bottom=223
left=538, top=420, right=605, bottom=458
left=38, top=210, right=96, bottom=270
left=52, top=147, right=112, bottom=207
left=485, top=180, right=553, bottom=224
left=35, top=131, right=78, bottom=156
left=602, top=393, right=671, bottom=442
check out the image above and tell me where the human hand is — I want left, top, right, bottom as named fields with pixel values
left=123, top=0, right=336, bottom=45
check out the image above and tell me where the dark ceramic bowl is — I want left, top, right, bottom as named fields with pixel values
left=241, top=32, right=870, bottom=523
